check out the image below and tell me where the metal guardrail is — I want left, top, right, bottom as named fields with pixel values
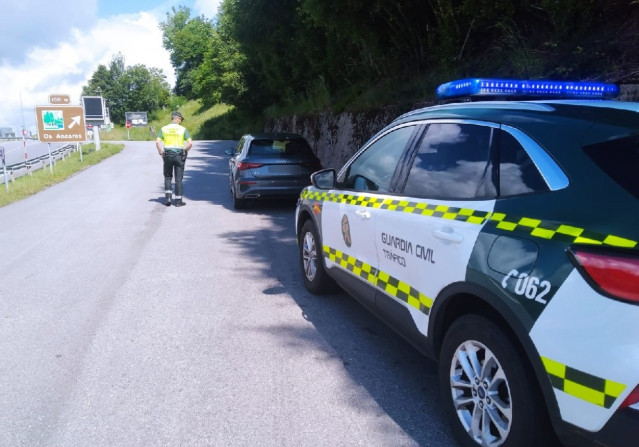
left=1, top=143, right=76, bottom=184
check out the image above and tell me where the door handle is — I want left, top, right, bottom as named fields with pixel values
left=355, top=209, right=371, bottom=220
left=434, top=227, right=464, bottom=244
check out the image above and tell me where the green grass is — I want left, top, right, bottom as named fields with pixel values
left=98, top=102, right=241, bottom=141
left=99, top=125, right=158, bottom=141
left=196, top=106, right=264, bottom=140
left=0, top=143, right=124, bottom=208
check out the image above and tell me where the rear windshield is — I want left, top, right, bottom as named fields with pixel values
left=583, top=135, right=639, bottom=200
left=248, top=139, right=313, bottom=157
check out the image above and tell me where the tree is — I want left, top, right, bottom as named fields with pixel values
left=82, top=54, right=171, bottom=125
left=192, top=28, right=248, bottom=108
left=158, top=0, right=639, bottom=116
left=160, top=6, right=214, bottom=98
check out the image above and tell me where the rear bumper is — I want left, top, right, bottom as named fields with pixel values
left=235, top=179, right=310, bottom=199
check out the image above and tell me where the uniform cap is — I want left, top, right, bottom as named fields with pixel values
left=171, top=111, right=184, bottom=121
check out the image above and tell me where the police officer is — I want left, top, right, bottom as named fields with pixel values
left=156, top=111, right=193, bottom=207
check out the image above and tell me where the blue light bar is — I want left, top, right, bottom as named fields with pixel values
left=436, top=78, right=619, bottom=100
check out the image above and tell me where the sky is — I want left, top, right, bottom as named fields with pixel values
left=0, top=0, right=222, bottom=133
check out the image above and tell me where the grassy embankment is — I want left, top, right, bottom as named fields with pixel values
left=99, top=102, right=262, bottom=142
left=0, top=100, right=251, bottom=208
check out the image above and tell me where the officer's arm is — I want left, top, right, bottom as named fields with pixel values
left=156, top=139, right=164, bottom=156
left=185, top=138, right=193, bottom=152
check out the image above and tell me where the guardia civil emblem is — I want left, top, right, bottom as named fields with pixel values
left=341, top=214, right=352, bottom=247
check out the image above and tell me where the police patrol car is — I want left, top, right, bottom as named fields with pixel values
left=294, top=78, right=639, bottom=447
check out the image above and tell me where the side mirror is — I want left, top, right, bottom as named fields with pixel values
left=311, top=169, right=336, bottom=190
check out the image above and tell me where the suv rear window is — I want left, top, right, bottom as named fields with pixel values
left=583, top=135, right=639, bottom=200
left=249, top=139, right=313, bottom=157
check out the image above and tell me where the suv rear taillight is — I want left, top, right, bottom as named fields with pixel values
left=237, top=162, right=264, bottom=171
left=568, top=246, right=639, bottom=303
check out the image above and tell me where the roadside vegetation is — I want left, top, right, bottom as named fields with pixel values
left=158, top=0, right=639, bottom=118
left=80, top=2, right=638, bottom=142
left=0, top=143, right=124, bottom=208
left=82, top=54, right=171, bottom=126
left=98, top=102, right=261, bottom=142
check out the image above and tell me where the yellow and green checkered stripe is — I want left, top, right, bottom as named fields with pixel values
left=303, top=190, right=490, bottom=225
left=301, top=190, right=637, bottom=248
left=324, top=245, right=434, bottom=315
left=487, top=213, right=637, bottom=248
left=541, top=356, right=626, bottom=409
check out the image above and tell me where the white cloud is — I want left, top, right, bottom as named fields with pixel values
left=0, top=0, right=223, bottom=133
left=194, top=0, right=223, bottom=20
left=88, top=12, right=176, bottom=86
left=2, top=0, right=98, bottom=65
left=0, top=12, right=175, bottom=132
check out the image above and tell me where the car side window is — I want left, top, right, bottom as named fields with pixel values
left=235, top=137, right=246, bottom=155
left=340, top=125, right=415, bottom=192
left=498, top=130, right=549, bottom=196
left=403, top=123, right=496, bottom=199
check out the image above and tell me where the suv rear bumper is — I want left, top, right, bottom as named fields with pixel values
left=236, top=180, right=310, bottom=199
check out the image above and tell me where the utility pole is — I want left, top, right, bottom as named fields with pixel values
left=20, top=91, right=28, bottom=171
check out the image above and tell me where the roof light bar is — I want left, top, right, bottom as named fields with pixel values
left=437, top=78, right=619, bottom=100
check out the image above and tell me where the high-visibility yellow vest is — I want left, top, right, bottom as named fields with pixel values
left=159, top=123, right=189, bottom=150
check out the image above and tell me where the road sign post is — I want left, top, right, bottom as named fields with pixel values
left=0, top=147, right=7, bottom=191
left=93, top=124, right=101, bottom=151
left=47, top=143, right=53, bottom=174
left=22, top=129, right=29, bottom=174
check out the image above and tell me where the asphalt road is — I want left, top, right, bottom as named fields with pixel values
left=0, top=140, right=457, bottom=447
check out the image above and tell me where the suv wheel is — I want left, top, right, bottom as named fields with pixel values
left=231, top=185, right=248, bottom=209
left=439, top=314, right=553, bottom=447
left=299, top=220, right=335, bottom=294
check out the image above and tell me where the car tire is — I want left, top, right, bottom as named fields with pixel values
left=299, top=219, right=335, bottom=294
left=232, top=185, right=248, bottom=209
left=439, top=314, right=555, bottom=447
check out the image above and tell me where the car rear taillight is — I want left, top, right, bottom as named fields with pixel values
left=237, top=162, right=264, bottom=171
left=620, top=385, right=639, bottom=409
left=568, top=246, right=639, bottom=304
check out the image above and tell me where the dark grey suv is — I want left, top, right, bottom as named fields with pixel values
left=227, top=133, right=321, bottom=209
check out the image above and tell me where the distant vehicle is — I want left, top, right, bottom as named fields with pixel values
left=0, top=127, right=15, bottom=139
left=295, top=78, right=639, bottom=447
left=227, top=133, right=321, bottom=209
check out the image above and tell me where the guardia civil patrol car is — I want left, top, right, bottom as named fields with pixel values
left=295, top=79, right=639, bottom=447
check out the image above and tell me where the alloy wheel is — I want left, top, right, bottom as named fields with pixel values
left=449, top=340, right=513, bottom=447
left=302, top=231, right=318, bottom=281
